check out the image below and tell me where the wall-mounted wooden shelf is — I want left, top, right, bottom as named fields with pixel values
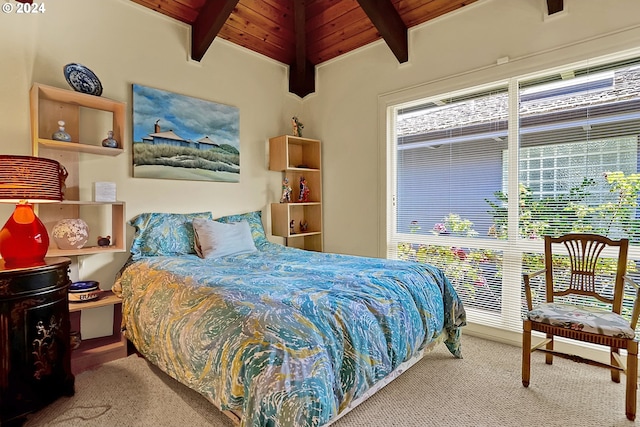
left=38, top=200, right=126, bottom=256
left=35, top=138, right=124, bottom=156
left=68, top=291, right=122, bottom=313
left=30, top=83, right=125, bottom=151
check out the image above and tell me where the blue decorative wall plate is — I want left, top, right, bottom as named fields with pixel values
left=63, top=63, right=103, bottom=96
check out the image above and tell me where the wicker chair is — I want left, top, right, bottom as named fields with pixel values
left=522, top=233, right=640, bottom=421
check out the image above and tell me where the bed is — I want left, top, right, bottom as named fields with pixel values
left=112, top=210, right=466, bottom=427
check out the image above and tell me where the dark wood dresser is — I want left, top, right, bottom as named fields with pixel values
left=0, top=257, right=75, bottom=426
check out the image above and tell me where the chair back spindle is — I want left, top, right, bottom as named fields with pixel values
left=545, top=233, right=628, bottom=312
left=566, top=238, right=605, bottom=293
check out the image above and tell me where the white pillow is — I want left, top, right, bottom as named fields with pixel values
left=192, top=218, right=257, bottom=259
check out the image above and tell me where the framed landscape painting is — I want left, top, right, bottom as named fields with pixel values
left=132, top=84, right=240, bottom=182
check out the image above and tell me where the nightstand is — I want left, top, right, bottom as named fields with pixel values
left=0, top=257, right=75, bottom=426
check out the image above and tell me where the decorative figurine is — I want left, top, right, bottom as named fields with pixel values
left=291, top=116, right=304, bottom=137
left=52, top=120, right=72, bottom=141
left=290, top=220, right=296, bottom=235
left=280, top=178, right=292, bottom=203
left=101, top=130, right=118, bottom=148
left=70, top=330, right=82, bottom=350
left=298, top=176, right=310, bottom=202
left=300, top=220, right=308, bottom=233
left=97, top=235, right=111, bottom=247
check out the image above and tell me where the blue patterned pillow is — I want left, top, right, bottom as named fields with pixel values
left=129, top=212, right=213, bottom=259
left=215, top=210, right=269, bottom=248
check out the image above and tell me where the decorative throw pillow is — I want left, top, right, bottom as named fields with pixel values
left=129, top=211, right=213, bottom=259
left=215, top=210, right=269, bottom=248
left=192, top=218, right=257, bottom=258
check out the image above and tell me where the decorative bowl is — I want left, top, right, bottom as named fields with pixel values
left=69, top=280, right=101, bottom=303
left=69, top=280, right=99, bottom=292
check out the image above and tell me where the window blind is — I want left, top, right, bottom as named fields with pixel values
left=388, top=54, right=640, bottom=333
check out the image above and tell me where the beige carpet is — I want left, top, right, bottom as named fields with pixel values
left=24, top=334, right=637, bottom=427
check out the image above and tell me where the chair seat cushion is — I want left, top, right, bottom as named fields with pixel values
left=527, top=302, right=636, bottom=339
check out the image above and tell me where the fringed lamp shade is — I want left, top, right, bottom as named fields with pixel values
left=0, top=155, right=63, bottom=267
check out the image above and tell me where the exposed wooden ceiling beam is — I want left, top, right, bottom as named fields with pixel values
left=294, top=0, right=306, bottom=74
left=289, top=0, right=315, bottom=98
left=356, top=0, right=408, bottom=63
left=191, top=0, right=240, bottom=62
left=546, top=0, right=564, bottom=15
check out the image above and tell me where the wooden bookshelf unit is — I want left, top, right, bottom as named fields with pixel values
left=30, top=83, right=128, bottom=373
left=269, top=135, right=323, bottom=252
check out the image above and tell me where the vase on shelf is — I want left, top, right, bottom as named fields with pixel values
left=52, top=120, right=71, bottom=142
left=101, top=130, right=118, bottom=148
left=52, top=218, right=89, bottom=250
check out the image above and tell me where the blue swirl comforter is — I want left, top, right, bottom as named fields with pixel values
left=114, top=242, right=466, bottom=427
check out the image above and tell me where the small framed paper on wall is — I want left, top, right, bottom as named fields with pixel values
left=93, top=182, right=116, bottom=202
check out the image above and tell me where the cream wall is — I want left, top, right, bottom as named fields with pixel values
left=306, top=0, right=640, bottom=257
left=0, top=0, right=301, bottom=287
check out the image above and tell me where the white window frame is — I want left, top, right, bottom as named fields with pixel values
left=381, top=52, right=640, bottom=339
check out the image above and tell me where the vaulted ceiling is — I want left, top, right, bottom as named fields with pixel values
left=129, top=0, right=564, bottom=97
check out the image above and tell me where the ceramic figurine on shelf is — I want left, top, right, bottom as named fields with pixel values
left=298, top=176, right=310, bottom=202
left=101, top=130, right=118, bottom=148
left=300, top=220, right=308, bottom=233
left=52, top=120, right=71, bottom=141
left=280, top=178, right=292, bottom=203
left=291, top=116, right=304, bottom=137
left=97, top=235, right=111, bottom=247
left=290, top=220, right=296, bottom=235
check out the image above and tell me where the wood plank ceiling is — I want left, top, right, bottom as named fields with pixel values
left=130, top=0, right=564, bottom=97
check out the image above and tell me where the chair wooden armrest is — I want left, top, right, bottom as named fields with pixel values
left=624, top=275, right=640, bottom=331
left=522, top=268, right=546, bottom=311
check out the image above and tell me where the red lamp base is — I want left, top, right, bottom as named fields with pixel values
left=0, top=203, right=49, bottom=268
